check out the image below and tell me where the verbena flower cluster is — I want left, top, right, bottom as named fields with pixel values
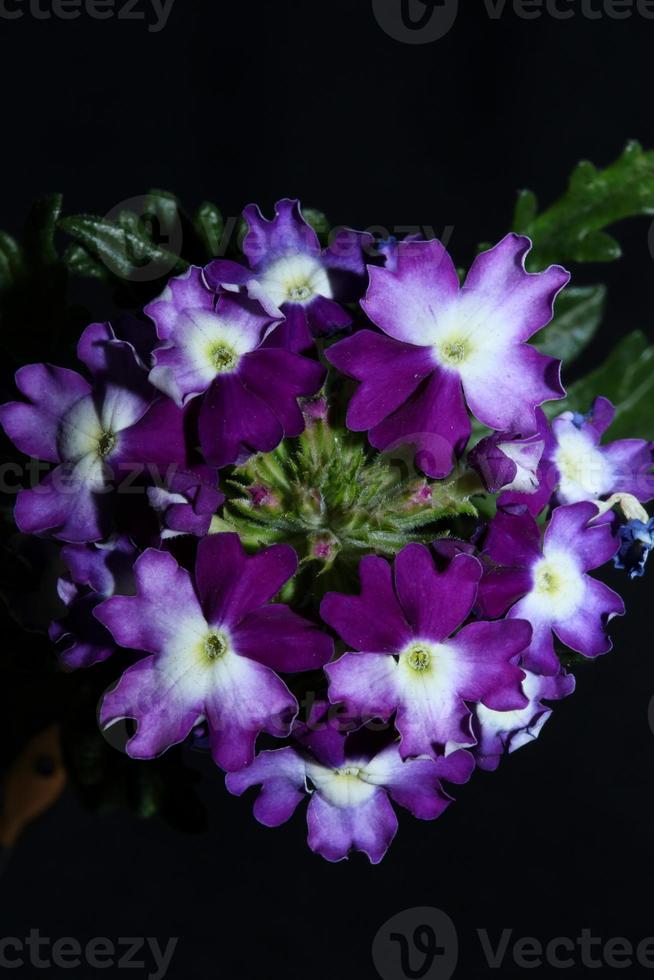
left=2, top=199, right=653, bottom=863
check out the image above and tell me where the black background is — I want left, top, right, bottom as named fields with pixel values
left=1, top=1, right=654, bottom=978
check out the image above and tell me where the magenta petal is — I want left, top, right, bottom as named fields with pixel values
left=373, top=744, right=473, bottom=820
left=262, top=304, right=315, bottom=353
left=369, top=367, right=471, bottom=479
left=100, top=655, right=201, bottom=759
left=196, top=534, right=297, bottom=628
left=205, top=658, right=297, bottom=772
left=477, top=568, right=533, bottom=619
left=446, top=619, right=531, bottom=710
left=145, top=266, right=215, bottom=341
left=239, top=348, right=325, bottom=438
left=485, top=509, right=542, bottom=568
left=95, top=549, right=203, bottom=654
left=199, top=373, right=284, bottom=468
left=15, top=463, right=108, bottom=543
left=306, top=790, right=397, bottom=864
left=115, top=397, right=188, bottom=471
left=0, top=364, right=91, bottom=462
left=325, top=652, right=399, bottom=723
left=321, top=555, right=411, bottom=652
left=243, top=199, right=320, bottom=269
left=321, top=228, right=373, bottom=297
left=603, top=438, right=654, bottom=502
left=509, top=600, right=560, bottom=675
left=393, top=546, right=481, bottom=642
left=463, top=234, right=570, bottom=342
left=225, top=747, right=307, bottom=827
left=463, top=343, right=564, bottom=436
left=552, top=577, right=624, bottom=657
left=361, top=240, right=460, bottom=346
left=305, top=295, right=352, bottom=336
left=544, top=502, right=619, bottom=571
left=234, top=605, right=333, bottom=673
left=326, top=331, right=435, bottom=431
left=204, top=259, right=254, bottom=288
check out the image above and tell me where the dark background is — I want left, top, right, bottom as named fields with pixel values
left=1, top=1, right=654, bottom=978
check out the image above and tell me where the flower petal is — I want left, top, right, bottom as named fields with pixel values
left=321, top=555, right=411, bottom=653
left=326, top=331, right=435, bottom=431
left=306, top=790, right=397, bottom=864
left=196, top=534, right=297, bottom=627
left=225, top=747, right=308, bottom=826
left=369, top=367, right=471, bottom=479
left=234, top=604, right=334, bottom=673
left=361, top=240, right=460, bottom=347
left=393, top=545, right=481, bottom=642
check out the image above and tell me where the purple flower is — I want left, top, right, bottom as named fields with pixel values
left=49, top=535, right=137, bottom=669
left=226, top=711, right=474, bottom=864
left=469, top=430, right=545, bottom=495
left=204, top=199, right=373, bottom=353
left=614, top=517, right=654, bottom=579
left=145, top=275, right=326, bottom=468
left=0, top=323, right=189, bottom=543
left=320, top=545, right=530, bottom=758
left=499, top=398, right=654, bottom=517
left=96, top=534, right=334, bottom=771
left=478, top=503, right=624, bottom=675
left=326, top=235, right=569, bottom=478
left=472, top=668, right=575, bottom=772
left=547, top=397, right=654, bottom=506
left=147, top=465, right=223, bottom=539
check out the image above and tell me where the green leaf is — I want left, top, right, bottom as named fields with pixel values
left=62, top=243, right=109, bottom=280
left=533, top=284, right=606, bottom=364
left=514, top=140, right=654, bottom=268
left=59, top=212, right=187, bottom=282
left=546, top=331, right=654, bottom=440
left=302, top=207, right=331, bottom=244
left=24, top=194, right=63, bottom=267
left=195, top=201, right=225, bottom=257
left=0, top=231, right=23, bottom=284
left=513, top=188, right=538, bottom=230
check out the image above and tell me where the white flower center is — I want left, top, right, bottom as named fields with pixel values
left=554, top=426, right=614, bottom=503
left=401, top=641, right=438, bottom=676
left=436, top=336, right=473, bottom=368
left=306, top=760, right=376, bottom=808
left=259, top=253, right=332, bottom=307
left=530, top=551, right=585, bottom=619
left=207, top=340, right=239, bottom=373
left=199, top=630, right=230, bottom=666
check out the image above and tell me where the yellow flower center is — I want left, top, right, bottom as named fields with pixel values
left=406, top=644, right=433, bottom=673
left=288, top=282, right=313, bottom=302
left=438, top=337, right=471, bottom=367
left=208, top=342, right=238, bottom=373
left=96, top=430, right=116, bottom=458
left=203, top=632, right=228, bottom=662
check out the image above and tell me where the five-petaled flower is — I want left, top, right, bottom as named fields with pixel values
left=96, top=534, right=333, bottom=771
left=226, top=704, right=475, bottom=864
left=321, top=544, right=531, bottom=758
left=146, top=271, right=326, bottom=468
left=204, top=198, right=373, bottom=353
left=326, top=234, right=569, bottom=478
left=0, top=322, right=189, bottom=543
left=478, top=502, right=624, bottom=675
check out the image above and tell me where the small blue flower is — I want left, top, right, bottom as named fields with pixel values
left=614, top=518, right=654, bottom=579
